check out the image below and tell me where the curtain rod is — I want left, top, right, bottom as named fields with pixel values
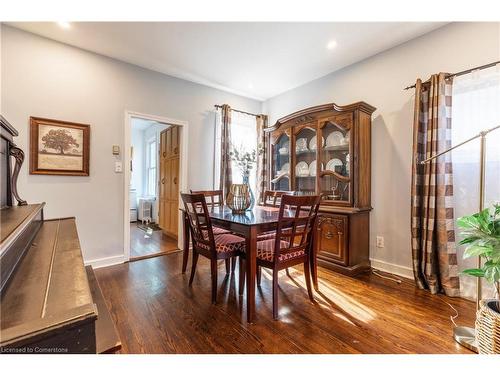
left=214, top=104, right=260, bottom=118
left=403, top=60, right=500, bottom=90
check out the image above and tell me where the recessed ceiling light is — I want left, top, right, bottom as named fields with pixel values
left=57, top=22, right=71, bottom=29
left=326, top=40, right=338, bottom=50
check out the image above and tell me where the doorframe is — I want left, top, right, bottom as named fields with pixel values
left=124, top=110, right=189, bottom=262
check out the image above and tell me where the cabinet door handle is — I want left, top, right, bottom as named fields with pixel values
left=173, top=177, right=178, bottom=185
left=173, top=147, right=179, bottom=154
left=324, top=231, right=333, bottom=240
left=161, top=178, right=165, bottom=184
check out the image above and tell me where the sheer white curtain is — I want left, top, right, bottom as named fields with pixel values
left=213, top=109, right=258, bottom=193
left=452, top=65, right=500, bottom=300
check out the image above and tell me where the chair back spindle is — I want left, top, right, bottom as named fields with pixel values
left=273, top=195, right=321, bottom=263
left=180, top=193, right=217, bottom=256
left=190, top=190, right=224, bottom=209
left=262, top=190, right=294, bottom=207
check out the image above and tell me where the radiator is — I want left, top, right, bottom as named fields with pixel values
left=138, top=198, right=155, bottom=223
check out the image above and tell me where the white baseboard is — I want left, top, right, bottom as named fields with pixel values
left=84, top=254, right=125, bottom=269
left=370, top=258, right=414, bottom=280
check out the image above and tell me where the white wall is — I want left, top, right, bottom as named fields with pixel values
left=263, top=22, right=500, bottom=278
left=130, top=125, right=145, bottom=198
left=1, top=25, right=261, bottom=265
left=3, top=22, right=499, bottom=276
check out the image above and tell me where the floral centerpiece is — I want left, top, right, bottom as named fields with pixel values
left=228, top=144, right=264, bottom=209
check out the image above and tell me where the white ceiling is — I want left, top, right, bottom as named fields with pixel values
left=9, top=22, right=447, bottom=100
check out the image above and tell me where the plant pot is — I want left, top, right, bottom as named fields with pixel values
left=475, top=299, right=500, bottom=354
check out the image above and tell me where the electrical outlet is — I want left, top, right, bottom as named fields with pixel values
left=376, top=236, right=385, bottom=248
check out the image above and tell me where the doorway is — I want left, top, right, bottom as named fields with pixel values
left=124, top=111, right=188, bottom=262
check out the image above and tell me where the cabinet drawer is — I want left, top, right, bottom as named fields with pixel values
left=316, top=214, right=348, bottom=265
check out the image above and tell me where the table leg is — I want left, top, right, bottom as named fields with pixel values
left=246, top=226, right=257, bottom=323
left=181, top=211, right=190, bottom=274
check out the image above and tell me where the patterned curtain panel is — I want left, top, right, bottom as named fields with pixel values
left=411, top=73, right=460, bottom=297
left=219, top=104, right=233, bottom=198
left=256, top=114, right=269, bottom=204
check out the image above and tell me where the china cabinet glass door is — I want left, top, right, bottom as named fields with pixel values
left=293, top=125, right=318, bottom=195
left=270, top=132, right=290, bottom=191
left=318, top=119, right=351, bottom=204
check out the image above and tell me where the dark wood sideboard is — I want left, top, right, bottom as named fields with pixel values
left=264, top=102, right=376, bottom=276
left=0, top=115, right=120, bottom=354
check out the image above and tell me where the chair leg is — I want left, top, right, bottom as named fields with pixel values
left=285, top=268, right=291, bottom=277
left=303, top=259, right=314, bottom=301
left=231, top=257, right=237, bottom=273
left=310, top=241, right=319, bottom=291
left=272, top=269, right=279, bottom=320
left=210, top=259, right=218, bottom=304
left=238, top=257, right=245, bottom=296
left=182, top=247, right=189, bottom=274
left=188, top=250, right=199, bottom=286
left=257, top=266, right=262, bottom=286
left=225, top=259, right=230, bottom=274
left=181, top=213, right=190, bottom=274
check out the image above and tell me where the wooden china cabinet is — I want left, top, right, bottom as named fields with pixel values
left=265, top=102, right=376, bottom=276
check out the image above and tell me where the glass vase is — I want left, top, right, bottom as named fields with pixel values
left=243, top=174, right=255, bottom=210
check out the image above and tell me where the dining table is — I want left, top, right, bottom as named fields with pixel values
left=181, top=205, right=318, bottom=323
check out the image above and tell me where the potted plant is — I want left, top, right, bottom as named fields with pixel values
left=458, top=203, right=500, bottom=354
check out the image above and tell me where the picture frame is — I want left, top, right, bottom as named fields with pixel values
left=29, top=117, right=90, bottom=176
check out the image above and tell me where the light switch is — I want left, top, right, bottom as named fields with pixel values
left=115, top=161, right=123, bottom=173
left=112, top=145, right=120, bottom=155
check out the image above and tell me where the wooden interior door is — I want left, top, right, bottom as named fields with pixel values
left=159, top=130, right=167, bottom=231
left=158, top=126, right=180, bottom=239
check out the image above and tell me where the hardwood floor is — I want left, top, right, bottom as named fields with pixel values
left=95, top=252, right=476, bottom=354
left=130, top=222, right=178, bottom=259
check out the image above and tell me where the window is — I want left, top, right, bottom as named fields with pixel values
left=214, top=109, right=258, bottom=193
left=452, top=65, right=500, bottom=299
left=146, top=138, right=157, bottom=197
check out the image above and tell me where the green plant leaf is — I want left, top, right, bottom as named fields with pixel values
left=484, top=264, right=500, bottom=284
left=457, top=215, right=480, bottom=229
left=494, top=204, right=500, bottom=217
left=463, top=245, right=493, bottom=259
left=459, top=236, right=480, bottom=245
left=462, top=268, right=485, bottom=277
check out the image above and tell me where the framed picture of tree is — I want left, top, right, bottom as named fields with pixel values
left=29, top=117, right=90, bottom=176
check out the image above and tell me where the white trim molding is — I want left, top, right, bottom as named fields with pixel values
left=370, top=258, right=414, bottom=280
left=85, top=255, right=125, bottom=269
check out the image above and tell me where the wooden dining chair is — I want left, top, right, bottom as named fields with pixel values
left=190, top=189, right=224, bottom=208
left=262, top=190, right=293, bottom=207
left=239, top=194, right=321, bottom=319
left=181, top=193, right=245, bottom=304
left=190, top=189, right=235, bottom=273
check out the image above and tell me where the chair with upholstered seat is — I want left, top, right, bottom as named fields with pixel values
left=181, top=193, right=245, bottom=304
left=190, top=189, right=230, bottom=236
left=239, top=194, right=321, bottom=319
left=257, top=190, right=295, bottom=241
left=262, top=190, right=294, bottom=207
left=190, top=189, right=236, bottom=273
